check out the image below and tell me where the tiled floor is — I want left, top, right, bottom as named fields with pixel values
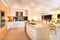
left=1, top=28, right=60, bottom=40
left=2, top=28, right=30, bottom=40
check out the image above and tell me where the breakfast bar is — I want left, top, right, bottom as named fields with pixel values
left=25, top=22, right=50, bottom=40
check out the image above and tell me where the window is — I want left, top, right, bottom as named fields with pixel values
left=16, top=12, right=19, bottom=16
left=16, top=12, right=23, bottom=16
left=57, top=14, right=60, bottom=19
left=14, top=11, right=28, bottom=21
left=20, top=12, right=23, bottom=16
left=15, top=11, right=24, bottom=21
left=44, top=15, right=52, bottom=20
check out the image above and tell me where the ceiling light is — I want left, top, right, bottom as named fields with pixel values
left=30, top=3, right=35, bottom=7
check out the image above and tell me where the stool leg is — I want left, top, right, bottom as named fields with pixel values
left=55, top=30, right=57, bottom=35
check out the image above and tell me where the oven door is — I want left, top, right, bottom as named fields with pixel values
left=1, top=20, right=5, bottom=27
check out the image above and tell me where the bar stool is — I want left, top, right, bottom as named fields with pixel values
left=49, top=24, right=56, bottom=35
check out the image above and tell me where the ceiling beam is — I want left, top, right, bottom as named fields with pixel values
left=52, top=7, right=60, bottom=11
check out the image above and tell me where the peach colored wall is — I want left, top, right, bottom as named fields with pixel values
left=28, top=9, right=42, bottom=20
left=0, top=0, right=10, bottom=16
left=0, top=1, right=9, bottom=39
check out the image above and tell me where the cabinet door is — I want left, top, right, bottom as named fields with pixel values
left=23, top=10, right=28, bottom=16
left=30, top=27, right=36, bottom=40
left=8, top=22, right=14, bottom=28
left=17, top=22, right=24, bottom=28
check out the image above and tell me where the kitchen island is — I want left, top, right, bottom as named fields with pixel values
left=25, top=22, right=50, bottom=40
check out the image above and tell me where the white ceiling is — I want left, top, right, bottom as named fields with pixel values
left=1, top=0, right=60, bottom=12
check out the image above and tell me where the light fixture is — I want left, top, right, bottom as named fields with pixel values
left=29, top=3, right=35, bottom=7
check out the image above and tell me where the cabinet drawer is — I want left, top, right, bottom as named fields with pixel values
left=30, top=31, right=36, bottom=38
left=30, top=34, right=36, bottom=40
left=30, top=27, right=36, bottom=34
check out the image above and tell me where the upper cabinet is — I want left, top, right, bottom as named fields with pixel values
left=23, top=10, right=28, bottom=16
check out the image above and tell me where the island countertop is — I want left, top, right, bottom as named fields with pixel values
left=26, top=22, right=49, bottom=28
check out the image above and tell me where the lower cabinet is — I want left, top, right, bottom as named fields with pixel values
left=26, top=23, right=50, bottom=40
left=7, top=21, right=25, bottom=29
left=26, top=24, right=37, bottom=40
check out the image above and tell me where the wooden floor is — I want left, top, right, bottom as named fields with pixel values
left=1, top=27, right=60, bottom=40
left=2, top=28, right=30, bottom=40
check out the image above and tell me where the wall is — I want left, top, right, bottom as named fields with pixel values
left=9, top=8, right=26, bottom=16
left=8, top=6, right=42, bottom=21
left=0, top=1, right=10, bottom=16
left=28, top=9, right=42, bottom=21
left=0, top=0, right=9, bottom=39
left=52, top=11, right=60, bottom=22
left=52, top=13, right=57, bottom=22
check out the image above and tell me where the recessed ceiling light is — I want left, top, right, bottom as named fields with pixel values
left=29, top=3, right=35, bottom=7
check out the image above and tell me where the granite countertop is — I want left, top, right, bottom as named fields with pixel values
left=32, top=24, right=44, bottom=28
left=29, top=22, right=46, bottom=28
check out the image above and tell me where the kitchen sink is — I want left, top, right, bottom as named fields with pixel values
left=30, top=23, right=36, bottom=25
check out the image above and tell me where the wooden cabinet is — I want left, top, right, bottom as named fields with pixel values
left=0, top=11, right=5, bottom=28
left=26, top=23, right=50, bottom=40
left=24, top=16, right=28, bottom=21
left=23, top=10, right=28, bottom=16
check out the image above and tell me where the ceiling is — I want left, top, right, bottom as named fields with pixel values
left=1, top=0, right=60, bottom=12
